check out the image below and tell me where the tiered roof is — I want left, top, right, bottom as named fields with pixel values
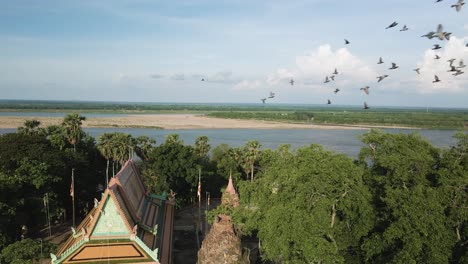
left=52, top=160, right=174, bottom=264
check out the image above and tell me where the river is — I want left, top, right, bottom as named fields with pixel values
left=0, top=127, right=460, bottom=158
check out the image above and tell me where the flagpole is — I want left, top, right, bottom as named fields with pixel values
left=198, top=168, right=202, bottom=232
left=72, top=168, right=75, bottom=228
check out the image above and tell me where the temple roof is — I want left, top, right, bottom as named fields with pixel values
left=54, top=160, right=175, bottom=264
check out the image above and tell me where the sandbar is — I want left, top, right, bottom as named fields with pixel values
left=0, top=114, right=418, bottom=130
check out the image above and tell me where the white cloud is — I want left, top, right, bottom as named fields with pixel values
left=232, top=80, right=263, bottom=91
left=264, top=44, right=377, bottom=91
left=414, top=36, right=468, bottom=94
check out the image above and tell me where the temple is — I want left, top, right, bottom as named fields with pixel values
left=51, top=160, right=175, bottom=264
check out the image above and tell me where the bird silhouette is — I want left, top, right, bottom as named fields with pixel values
left=458, top=60, right=466, bottom=68
left=377, top=75, right=389, bottom=82
left=435, top=24, right=451, bottom=40
left=400, top=25, right=409, bottom=31
left=261, top=98, right=267, bottom=104
left=334, top=88, right=340, bottom=94
left=364, top=102, right=370, bottom=110
left=389, top=63, right=399, bottom=70
left=435, top=0, right=443, bottom=2
left=453, top=70, right=464, bottom=76
left=432, top=44, right=442, bottom=50
left=434, top=55, right=441, bottom=60
left=451, top=0, right=465, bottom=12
left=289, top=79, right=295, bottom=86
left=360, top=86, right=370, bottom=95
left=433, top=75, right=441, bottom=83
left=333, top=68, right=339, bottom=75
left=386, top=21, right=398, bottom=29
left=421, top=32, right=436, bottom=39
left=324, top=76, right=330, bottom=83
left=327, top=99, right=331, bottom=105
left=378, top=57, right=384, bottom=64
left=344, top=39, right=350, bottom=45
left=268, top=92, right=275, bottom=99
left=448, top=58, right=456, bottom=66
left=330, top=75, right=335, bottom=81
left=414, top=68, right=421, bottom=74
left=201, top=78, right=205, bottom=81
left=448, top=66, right=458, bottom=72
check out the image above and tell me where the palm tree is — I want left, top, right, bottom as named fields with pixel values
left=194, top=136, right=211, bottom=158
left=135, top=136, right=156, bottom=161
left=97, top=133, right=114, bottom=187
left=17, top=119, right=41, bottom=135
left=62, top=113, right=86, bottom=152
left=165, top=134, right=182, bottom=145
left=245, top=140, right=262, bottom=182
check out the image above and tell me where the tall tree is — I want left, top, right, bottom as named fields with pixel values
left=62, top=113, right=86, bottom=152
left=134, top=136, right=156, bottom=161
left=17, top=120, right=42, bottom=135
left=97, top=133, right=114, bottom=186
left=234, top=144, right=374, bottom=263
left=244, top=140, right=261, bottom=182
left=194, top=136, right=211, bottom=158
left=359, top=129, right=455, bottom=263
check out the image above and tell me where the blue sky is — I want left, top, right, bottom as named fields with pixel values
left=1, top=0, right=467, bottom=107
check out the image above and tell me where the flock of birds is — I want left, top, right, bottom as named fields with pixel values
left=250, top=1, right=467, bottom=109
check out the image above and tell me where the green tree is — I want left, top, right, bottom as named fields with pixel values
left=1, top=238, right=56, bottom=264
left=244, top=140, right=261, bottom=182
left=17, top=120, right=43, bottom=136
left=437, top=132, right=468, bottom=262
left=97, top=133, right=114, bottom=186
left=62, top=113, right=86, bottom=152
left=235, top=145, right=374, bottom=263
left=194, top=136, right=211, bottom=158
left=359, top=129, right=455, bottom=263
left=134, top=136, right=156, bottom=161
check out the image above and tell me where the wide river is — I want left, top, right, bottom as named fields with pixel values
left=0, top=127, right=461, bottom=158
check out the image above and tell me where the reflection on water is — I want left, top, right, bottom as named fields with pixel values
left=0, top=127, right=460, bottom=158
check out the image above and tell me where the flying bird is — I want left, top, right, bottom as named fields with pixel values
left=434, top=55, right=441, bottom=60
left=448, top=66, right=458, bottom=72
left=432, top=44, right=442, bottom=50
left=386, top=21, right=398, bottom=29
left=360, top=86, right=370, bottom=95
left=201, top=78, right=205, bottom=81
left=414, top=68, right=421, bottom=74
left=363, top=102, right=370, bottom=110
left=453, top=70, right=464, bottom=76
left=400, top=25, right=409, bottom=31
left=451, top=0, right=465, bottom=12
left=333, top=68, right=339, bottom=75
left=261, top=98, right=267, bottom=104
left=377, top=75, right=389, bottom=82
left=421, top=32, right=436, bottom=39
left=289, top=79, right=295, bottom=86
left=324, top=76, right=330, bottom=83
left=458, top=60, right=466, bottom=68
left=334, top=88, right=340, bottom=94
left=327, top=99, right=331, bottom=105
left=433, top=75, right=441, bottom=83
left=330, top=75, right=335, bottom=81
left=389, top=63, right=399, bottom=70
left=435, top=0, right=443, bottom=2
left=344, top=39, right=350, bottom=45
left=448, top=58, right=456, bottom=66
left=435, top=24, right=451, bottom=41
left=378, top=57, right=384, bottom=64
left=268, top=92, right=275, bottom=98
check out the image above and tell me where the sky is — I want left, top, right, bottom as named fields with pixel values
left=1, top=0, right=467, bottom=108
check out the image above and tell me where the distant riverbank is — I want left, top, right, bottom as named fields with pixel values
left=0, top=113, right=424, bottom=130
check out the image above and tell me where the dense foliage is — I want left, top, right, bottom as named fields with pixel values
left=0, top=112, right=465, bottom=263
